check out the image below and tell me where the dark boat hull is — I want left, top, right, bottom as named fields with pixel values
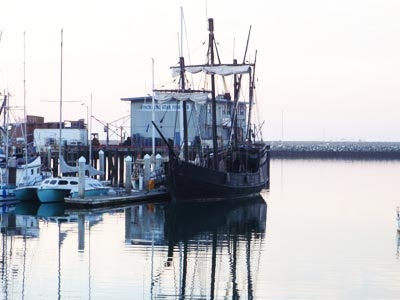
left=167, top=146, right=269, bottom=202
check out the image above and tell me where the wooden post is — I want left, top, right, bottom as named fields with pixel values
left=113, top=150, right=119, bottom=186
left=107, top=150, right=113, bottom=183
left=119, top=153, right=124, bottom=187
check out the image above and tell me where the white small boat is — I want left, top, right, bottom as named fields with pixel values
left=37, top=176, right=112, bottom=203
left=397, top=207, right=400, bottom=232
left=1, top=156, right=50, bottom=201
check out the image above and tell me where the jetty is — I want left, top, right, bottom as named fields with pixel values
left=270, top=141, right=400, bottom=159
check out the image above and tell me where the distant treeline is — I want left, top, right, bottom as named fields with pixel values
left=269, top=141, right=400, bottom=159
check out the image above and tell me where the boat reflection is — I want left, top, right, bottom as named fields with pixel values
left=161, top=196, right=267, bottom=299
left=123, top=196, right=267, bottom=298
left=0, top=201, right=81, bottom=300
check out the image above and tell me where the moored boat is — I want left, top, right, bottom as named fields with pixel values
left=13, top=156, right=51, bottom=201
left=1, top=156, right=50, bottom=201
left=14, top=185, right=41, bottom=202
left=154, top=17, right=270, bottom=202
left=37, top=176, right=112, bottom=203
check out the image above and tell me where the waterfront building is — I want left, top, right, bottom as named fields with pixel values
left=121, top=94, right=248, bottom=149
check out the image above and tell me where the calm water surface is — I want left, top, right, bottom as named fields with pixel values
left=1, top=159, right=400, bottom=299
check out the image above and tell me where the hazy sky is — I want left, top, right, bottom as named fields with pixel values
left=1, top=0, right=400, bottom=142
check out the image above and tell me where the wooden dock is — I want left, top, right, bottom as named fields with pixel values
left=64, top=187, right=169, bottom=208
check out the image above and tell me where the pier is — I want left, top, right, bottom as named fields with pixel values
left=65, top=187, right=169, bottom=208
left=40, top=144, right=170, bottom=187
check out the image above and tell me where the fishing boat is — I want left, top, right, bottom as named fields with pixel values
left=154, top=18, right=270, bottom=202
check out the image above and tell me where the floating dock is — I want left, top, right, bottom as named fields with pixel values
left=64, top=187, right=169, bottom=208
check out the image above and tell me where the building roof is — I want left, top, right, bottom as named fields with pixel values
left=120, top=96, right=153, bottom=103
left=120, top=94, right=247, bottom=104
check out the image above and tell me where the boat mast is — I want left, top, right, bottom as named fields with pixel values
left=151, top=59, right=155, bottom=156
left=180, top=7, right=189, bottom=162
left=23, top=31, right=28, bottom=181
left=4, top=92, right=9, bottom=185
left=246, top=51, right=257, bottom=143
left=59, top=29, right=63, bottom=174
left=208, top=18, right=218, bottom=170
left=231, top=25, right=252, bottom=147
left=232, top=58, right=239, bottom=148
left=180, top=57, right=189, bottom=162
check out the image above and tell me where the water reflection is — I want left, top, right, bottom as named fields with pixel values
left=161, top=196, right=267, bottom=299
left=1, top=202, right=75, bottom=300
left=0, top=196, right=267, bottom=299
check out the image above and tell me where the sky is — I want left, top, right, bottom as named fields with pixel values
left=1, top=0, right=400, bottom=142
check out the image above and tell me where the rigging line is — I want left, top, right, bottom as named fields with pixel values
left=254, top=92, right=265, bottom=141
left=182, top=9, right=195, bottom=87
left=159, top=108, right=168, bottom=124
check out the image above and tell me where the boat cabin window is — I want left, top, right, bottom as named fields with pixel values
left=31, top=169, right=34, bottom=175
left=50, top=180, right=58, bottom=185
left=70, top=181, right=78, bottom=185
left=58, top=180, right=69, bottom=185
left=44, top=180, right=50, bottom=184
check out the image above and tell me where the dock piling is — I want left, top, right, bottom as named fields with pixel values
left=78, top=156, right=86, bottom=199
left=99, top=150, right=104, bottom=181
left=125, top=156, right=132, bottom=193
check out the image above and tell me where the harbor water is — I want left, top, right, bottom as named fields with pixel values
left=1, top=159, right=400, bottom=299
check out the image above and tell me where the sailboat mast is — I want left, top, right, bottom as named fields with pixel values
left=151, top=59, right=155, bottom=156
left=180, top=57, right=189, bottom=162
left=23, top=32, right=28, bottom=175
left=232, top=58, right=239, bottom=148
left=208, top=18, right=218, bottom=170
left=59, top=29, right=63, bottom=172
left=180, top=7, right=189, bottom=162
